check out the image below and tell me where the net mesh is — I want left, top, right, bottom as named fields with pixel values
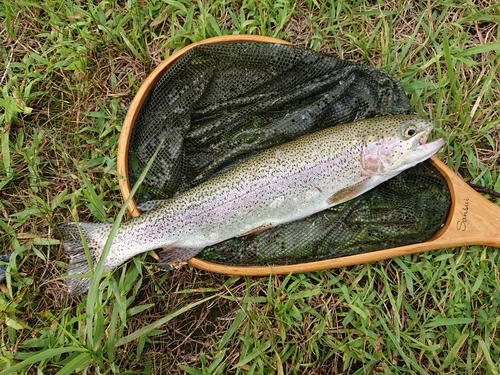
left=127, top=41, right=451, bottom=267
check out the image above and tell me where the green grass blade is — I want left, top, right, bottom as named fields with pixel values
left=219, top=307, right=246, bottom=348
left=378, top=313, right=428, bottom=375
left=0, top=347, right=88, bottom=375
left=76, top=166, right=107, bottom=222
left=455, top=41, right=500, bottom=58
left=424, top=317, right=475, bottom=328
left=478, top=339, right=500, bottom=375
left=440, top=333, right=469, bottom=369
left=54, top=352, right=93, bottom=375
left=115, top=294, right=218, bottom=347
left=1, top=124, right=12, bottom=180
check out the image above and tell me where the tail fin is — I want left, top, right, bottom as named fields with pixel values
left=0, top=252, right=12, bottom=282
left=58, top=222, right=112, bottom=296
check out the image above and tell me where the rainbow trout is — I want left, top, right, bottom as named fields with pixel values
left=59, top=115, right=444, bottom=295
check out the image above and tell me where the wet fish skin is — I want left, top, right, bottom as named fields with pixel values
left=59, top=115, right=444, bottom=295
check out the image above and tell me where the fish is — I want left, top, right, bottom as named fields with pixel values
left=59, top=115, right=444, bottom=295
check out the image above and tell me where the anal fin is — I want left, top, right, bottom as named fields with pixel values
left=157, top=247, right=203, bottom=270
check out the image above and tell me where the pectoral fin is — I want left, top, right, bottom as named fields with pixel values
left=327, top=179, right=372, bottom=205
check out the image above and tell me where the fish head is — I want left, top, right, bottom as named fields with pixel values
left=361, top=116, right=445, bottom=177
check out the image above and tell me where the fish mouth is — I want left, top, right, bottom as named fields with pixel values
left=415, top=134, right=445, bottom=158
left=416, top=124, right=443, bottom=152
left=418, top=122, right=435, bottom=146
left=419, top=131, right=429, bottom=145
left=411, top=124, right=444, bottom=161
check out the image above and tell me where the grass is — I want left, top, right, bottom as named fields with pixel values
left=0, top=0, right=499, bottom=373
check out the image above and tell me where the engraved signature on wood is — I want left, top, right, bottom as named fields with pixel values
left=456, top=197, right=470, bottom=231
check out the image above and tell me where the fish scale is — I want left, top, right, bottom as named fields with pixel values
left=59, top=114, right=444, bottom=295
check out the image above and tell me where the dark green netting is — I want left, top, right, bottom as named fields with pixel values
left=127, top=41, right=451, bottom=266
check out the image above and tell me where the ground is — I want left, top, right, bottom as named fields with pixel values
left=0, top=1, right=499, bottom=374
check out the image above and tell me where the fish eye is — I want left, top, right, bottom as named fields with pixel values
left=403, top=125, right=418, bottom=138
